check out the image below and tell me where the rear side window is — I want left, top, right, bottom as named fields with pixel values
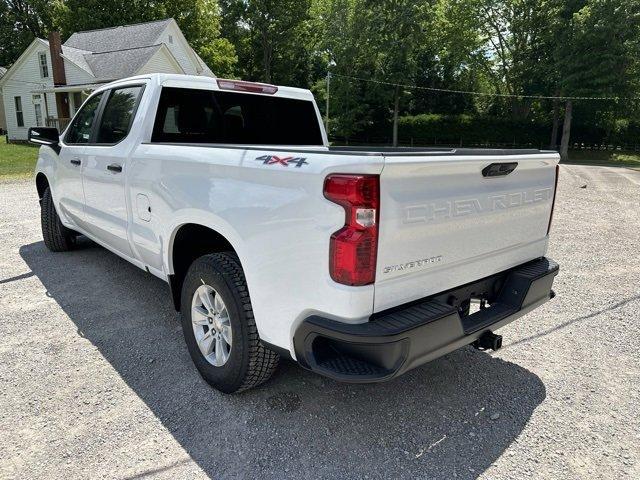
left=96, top=86, right=143, bottom=144
left=151, top=87, right=323, bottom=145
left=65, top=93, right=103, bottom=144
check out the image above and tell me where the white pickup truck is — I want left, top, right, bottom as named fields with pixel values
left=30, top=73, right=559, bottom=393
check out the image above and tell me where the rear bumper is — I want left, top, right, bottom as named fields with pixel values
left=294, top=257, right=559, bottom=382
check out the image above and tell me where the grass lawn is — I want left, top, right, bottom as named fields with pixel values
left=0, top=136, right=39, bottom=179
left=564, top=150, right=640, bottom=170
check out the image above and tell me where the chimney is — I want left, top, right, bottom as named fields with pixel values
left=48, top=31, right=66, bottom=86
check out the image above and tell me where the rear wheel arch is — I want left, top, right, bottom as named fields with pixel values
left=168, top=223, right=240, bottom=311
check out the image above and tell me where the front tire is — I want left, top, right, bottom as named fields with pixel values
left=180, top=253, right=279, bottom=393
left=41, top=187, right=76, bottom=252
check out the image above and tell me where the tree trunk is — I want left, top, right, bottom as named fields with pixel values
left=550, top=98, right=560, bottom=149
left=559, top=100, right=573, bottom=162
left=392, top=86, right=400, bottom=147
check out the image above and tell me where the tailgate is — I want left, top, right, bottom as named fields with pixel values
left=374, top=152, right=559, bottom=312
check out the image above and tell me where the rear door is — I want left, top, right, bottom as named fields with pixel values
left=82, top=85, right=144, bottom=258
left=374, top=152, right=559, bottom=312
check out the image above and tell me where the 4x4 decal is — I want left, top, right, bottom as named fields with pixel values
left=255, top=155, right=308, bottom=168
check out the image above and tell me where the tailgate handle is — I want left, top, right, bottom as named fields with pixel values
left=482, top=162, right=518, bottom=177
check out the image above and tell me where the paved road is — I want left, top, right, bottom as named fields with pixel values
left=1, top=165, right=639, bottom=479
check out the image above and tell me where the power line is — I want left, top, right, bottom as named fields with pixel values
left=330, top=73, right=638, bottom=102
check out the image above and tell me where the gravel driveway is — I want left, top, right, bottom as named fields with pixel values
left=1, top=165, right=638, bottom=479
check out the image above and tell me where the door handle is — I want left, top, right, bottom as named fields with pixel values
left=70, top=158, right=81, bottom=166
left=482, top=162, right=518, bottom=177
left=107, top=164, right=123, bottom=173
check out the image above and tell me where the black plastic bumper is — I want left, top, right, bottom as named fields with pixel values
left=294, top=257, right=559, bottom=382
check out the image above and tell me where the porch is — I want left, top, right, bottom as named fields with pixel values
left=37, top=82, right=106, bottom=132
left=46, top=116, right=71, bottom=132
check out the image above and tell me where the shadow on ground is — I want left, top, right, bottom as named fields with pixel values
left=20, top=239, right=545, bottom=479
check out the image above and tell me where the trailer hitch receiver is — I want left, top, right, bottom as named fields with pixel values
left=473, top=331, right=503, bottom=351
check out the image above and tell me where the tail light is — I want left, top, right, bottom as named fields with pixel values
left=324, top=174, right=380, bottom=286
left=547, top=165, right=560, bottom=235
left=217, top=79, right=278, bottom=95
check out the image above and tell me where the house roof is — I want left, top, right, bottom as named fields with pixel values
left=64, top=19, right=172, bottom=53
left=84, top=44, right=164, bottom=81
left=57, top=19, right=190, bottom=81
left=0, top=19, right=208, bottom=91
left=60, top=44, right=93, bottom=75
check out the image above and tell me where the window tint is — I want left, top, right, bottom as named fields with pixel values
left=96, top=86, right=142, bottom=144
left=65, top=93, right=103, bottom=144
left=151, top=87, right=323, bottom=145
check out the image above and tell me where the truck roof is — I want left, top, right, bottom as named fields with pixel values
left=96, top=73, right=316, bottom=102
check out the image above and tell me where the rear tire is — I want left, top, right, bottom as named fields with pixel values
left=180, top=252, right=279, bottom=393
left=41, top=187, right=76, bottom=252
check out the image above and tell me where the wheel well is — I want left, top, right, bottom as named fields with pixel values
left=35, top=173, right=49, bottom=201
left=169, top=223, right=236, bottom=311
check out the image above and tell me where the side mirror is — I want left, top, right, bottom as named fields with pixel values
left=28, top=127, right=60, bottom=150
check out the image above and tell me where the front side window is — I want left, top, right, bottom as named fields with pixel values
left=96, top=86, right=143, bottom=144
left=65, top=93, right=103, bottom=144
left=14, top=97, right=24, bottom=127
left=151, top=87, right=323, bottom=145
left=39, top=52, right=49, bottom=78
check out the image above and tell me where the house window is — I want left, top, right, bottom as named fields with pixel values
left=33, top=95, right=43, bottom=126
left=39, top=52, right=49, bottom=78
left=14, top=97, right=24, bottom=127
left=34, top=104, right=43, bottom=126
left=168, top=35, right=173, bottom=44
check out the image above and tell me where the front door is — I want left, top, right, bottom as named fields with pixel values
left=82, top=85, right=144, bottom=258
left=55, top=92, right=104, bottom=227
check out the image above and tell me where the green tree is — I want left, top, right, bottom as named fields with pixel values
left=51, top=0, right=155, bottom=37
left=0, top=0, right=55, bottom=66
left=472, top=0, right=557, bottom=119
left=221, top=0, right=312, bottom=84
left=363, top=0, right=427, bottom=145
left=310, top=0, right=377, bottom=140
left=312, top=0, right=432, bottom=144
left=160, top=0, right=237, bottom=76
left=410, top=0, right=487, bottom=116
left=549, top=0, right=640, bottom=159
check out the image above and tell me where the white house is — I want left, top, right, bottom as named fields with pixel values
left=0, top=18, right=214, bottom=141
